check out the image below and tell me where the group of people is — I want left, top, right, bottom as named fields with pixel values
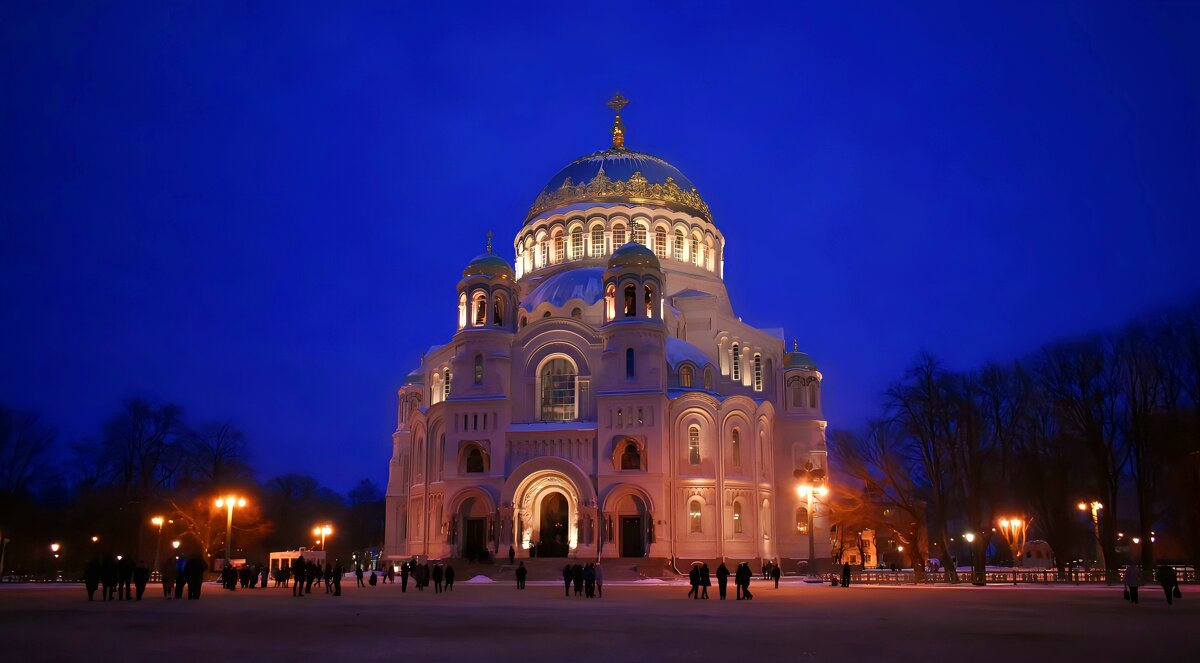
left=219, top=562, right=269, bottom=590
left=1122, top=564, right=1184, bottom=605
left=82, top=555, right=151, bottom=601
left=562, top=562, right=604, bottom=598
left=394, top=559, right=455, bottom=593
left=691, top=562, right=758, bottom=600
left=284, top=556, right=345, bottom=596
left=760, top=560, right=783, bottom=588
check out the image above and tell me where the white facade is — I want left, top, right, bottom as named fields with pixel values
left=384, top=106, right=830, bottom=569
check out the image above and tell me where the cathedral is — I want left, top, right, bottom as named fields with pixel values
left=383, top=95, right=830, bottom=571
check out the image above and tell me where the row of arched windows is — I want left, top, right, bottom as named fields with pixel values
left=687, top=499, right=748, bottom=535
left=604, top=279, right=662, bottom=322
left=458, top=290, right=508, bottom=330
left=723, top=341, right=765, bottom=392
left=685, top=425, right=745, bottom=468
left=515, top=215, right=720, bottom=277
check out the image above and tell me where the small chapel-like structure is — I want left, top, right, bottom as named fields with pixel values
left=383, top=95, right=830, bottom=570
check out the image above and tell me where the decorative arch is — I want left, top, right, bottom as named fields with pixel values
left=502, top=457, right=596, bottom=553
left=610, top=436, right=647, bottom=471
left=457, top=441, right=491, bottom=474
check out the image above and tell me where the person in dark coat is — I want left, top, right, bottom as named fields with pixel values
left=594, top=563, right=604, bottom=598
left=432, top=564, right=443, bottom=593
left=715, top=562, right=730, bottom=600
left=332, top=559, right=344, bottom=596
left=400, top=562, right=410, bottom=592
left=101, top=555, right=118, bottom=601
left=369, top=570, right=378, bottom=586
left=161, top=561, right=175, bottom=599
left=700, top=563, right=711, bottom=599
left=515, top=561, right=527, bottom=589
left=355, top=564, right=365, bottom=587
left=1157, top=565, right=1179, bottom=605
left=735, top=563, right=748, bottom=600
left=292, top=556, right=306, bottom=597
left=444, top=565, right=455, bottom=591
left=741, top=563, right=754, bottom=600
left=133, top=560, right=150, bottom=600
left=84, top=557, right=101, bottom=601
left=117, top=555, right=135, bottom=600
left=325, top=564, right=334, bottom=594
left=563, top=564, right=573, bottom=597
left=841, top=562, right=852, bottom=588
left=771, top=564, right=781, bottom=589
left=184, top=554, right=207, bottom=600
left=306, top=561, right=319, bottom=594
left=386, top=566, right=395, bottom=585
left=688, top=565, right=700, bottom=599
left=572, top=564, right=584, bottom=597
left=583, top=563, right=595, bottom=598
left=173, top=557, right=186, bottom=598
left=508, top=546, right=516, bottom=565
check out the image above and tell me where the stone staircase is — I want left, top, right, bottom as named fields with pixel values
left=444, top=557, right=676, bottom=582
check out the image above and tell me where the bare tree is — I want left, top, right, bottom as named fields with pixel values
left=0, top=405, right=56, bottom=497
left=182, top=421, right=252, bottom=489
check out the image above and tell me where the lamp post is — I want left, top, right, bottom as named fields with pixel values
left=150, top=516, right=165, bottom=578
left=1076, top=501, right=1104, bottom=570
left=50, top=543, right=61, bottom=581
left=215, top=495, right=246, bottom=569
left=794, top=464, right=828, bottom=577
left=313, top=525, right=332, bottom=551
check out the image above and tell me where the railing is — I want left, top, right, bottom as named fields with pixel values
left=826, top=567, right=1196, bottom=585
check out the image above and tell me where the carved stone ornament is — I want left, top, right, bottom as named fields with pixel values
left=527, top=168, right=712, bottom=223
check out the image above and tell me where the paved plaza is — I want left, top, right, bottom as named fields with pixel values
left=0, top=580, right=1195, bottom=662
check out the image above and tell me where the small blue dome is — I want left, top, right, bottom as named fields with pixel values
left=608, top=242, right=660, bottom=270
left=544, top=148, right=698, bottom=194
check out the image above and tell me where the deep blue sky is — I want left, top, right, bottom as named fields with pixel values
left=2, top=2, right=1198, bottom=492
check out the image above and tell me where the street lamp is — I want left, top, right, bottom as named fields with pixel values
left=215, top=495, right=247, bottom=569
left=150, top=516, right=165, bottom=578
left=1076, top=500, right=1103, bottom=570
left=794, top=462, right=828, bottom=576
left=91, top=536, right=99, bottom=544
left=313, top=525, right=333, bottom=551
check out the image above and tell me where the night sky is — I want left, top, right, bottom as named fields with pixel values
left=2, top=2, right=1198, bottom=491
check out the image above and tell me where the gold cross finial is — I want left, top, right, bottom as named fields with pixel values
left=486, top=231, right=493, bottom=255
left=607, top=92, right=629, bottom=148
left=793, top=339, right=798, bottom=352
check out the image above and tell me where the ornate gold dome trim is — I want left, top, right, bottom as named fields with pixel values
left=526, top=169, right=712, bottom=223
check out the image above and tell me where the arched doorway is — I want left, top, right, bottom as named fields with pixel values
left=615, top=494, right=649, bottom=557
left=538, top=492, right=569, bottom=557
left=456, top=496, right=491, bottom=561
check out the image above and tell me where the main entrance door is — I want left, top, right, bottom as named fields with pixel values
left=620, top=516, right=644, bottom=557
left=464, top=518, right=486, bottom=560
left=538, top=493, right=569, bottom=557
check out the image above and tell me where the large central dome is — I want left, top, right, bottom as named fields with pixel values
left=525, top=97, right=711, bottom=225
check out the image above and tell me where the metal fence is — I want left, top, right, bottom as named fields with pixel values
left=829, top=567, right=1196, bottom=586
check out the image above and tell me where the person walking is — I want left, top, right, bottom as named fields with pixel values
left=573, top=564, right=584, bottom=597
left=432, top=564, right=443, bottom=593
left=563, top=564, right=573, bottom=597
left=594, top=563, right=603, bottom=598
left=117, top=555, right=135, bottom=600
left=515, top=561, right=527, bottom=589
left=742, top=563, right=754, bottom=600
left=771, top=564, right=781, bottom=589
left=400, top=562, right=410, bottom=592
left=184, top=554, right=207, bottom=600
left=173, top=556, right=186, bottom=599
left=688, top=565, right=700, bottom=599
left=508, top=545, right=516, bottom=566
left=292, top=556, right=306, bottom=598
left=133, top=560, right=150, bottom=600
left=841, top=562, right=852, bottom=588
left=444, top=565, right=455, bottom=591
left=101, top=555, right=118, bottom=601
left=1123, top=564, right=1142, bottom=605
left=386, top=566, right=395, bottom=585
left=1156, top=565, right=1179, bottom=605
left=84, top=557, right=101, bottom=602
left=700, top=563, right=711, bottom=599
left=161, top=559, right=175, bottom=599
left=716, top=562, right=729, bottom=600
left=332, top=559, right=344, bottom=597
left=583, top=563, right=595, bottom=598
left=356, top=564, right=365, bottom=588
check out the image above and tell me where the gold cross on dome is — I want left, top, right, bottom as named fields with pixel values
left=486, top=231, right=493, bottom=255
left=607, top=92, right=629, bottom=114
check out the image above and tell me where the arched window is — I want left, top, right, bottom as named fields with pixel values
left=571, top=227, right=583, bottom=259
left=704, top=368, right=714, bottom=391
left=731, top=343, right=741, bottom=382
left=539, top=357, right=576, bottom=421
left=689, top=500, right=703, bottom=533
left=632, top=222, right=647, bottom=246
left=472, top=291, right=487, bottom=326
left=791, top=380, right=804, bottom=407
left=679, top=366, right=693, bottom=388
left=591, top=226, right=604, bottom=257
left=604, top=284, right=616, bottom=321
left=731, top=429, right=741, bottom=467
left=753, top=354, right=763, bottom=392
left=688, top=425, right=700, bottom=465
left=654, top=228, right=667, bottom=257
left=620, top=443, right=641, bottom=470
left=613, top=223, right=626, bottom=247
left=520, top=315, right=528, bottom=329
left=457, top=293, right=467, bottom=329
left=733, top=501, right=743, bottom=534
left=539, top=238, right=549, bottom=268
left=623, top=284, right=636, bottom=317
left=810, top=383, right=819, bottom=409
left=465, top=447, right=484, bottom=473
left=571, top=307, right=582, bottom=319
left=795, top=507, right=809, bottom=535
left=674, top=229, right=685, bottom=260
left=473, top=353, right=484, bottom=384
left=553, top=231, right=565, bottom=263
left=542, top=310, right=551, bottom=318
left=493, top=294, right=505, bottom=326
left=443, top=369, right=452, bottom=401
left=689, top=235, right=699, bottom=264
left=625, top=348, right=635, bottom=378
left=644, top=284, right=654, bottom=318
